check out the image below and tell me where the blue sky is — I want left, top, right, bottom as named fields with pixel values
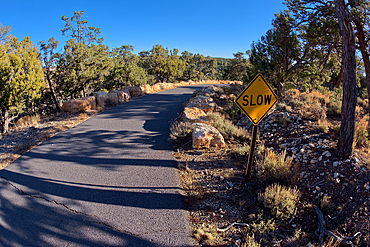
left=0, top=0, right=285, bottom=58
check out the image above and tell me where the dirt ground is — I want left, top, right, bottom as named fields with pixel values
left=173, top=86, right=370, bottom=246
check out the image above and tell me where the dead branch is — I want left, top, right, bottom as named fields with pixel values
left=216, top=222, right=249, bottom=232
left=314, top=205, right=361, bottom=246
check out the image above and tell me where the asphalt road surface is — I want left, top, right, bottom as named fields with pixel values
left=0, top=85, right=209, bottom=247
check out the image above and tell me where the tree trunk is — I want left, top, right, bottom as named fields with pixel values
left=354, top=20, right=370, bottom=109
left=46, top=71, right=61, bottom=111
left=0, top=108, right=9, bottom=134
left=277, top=76, right=285, bottom=98
left=335, top=0, right=358, bottom=158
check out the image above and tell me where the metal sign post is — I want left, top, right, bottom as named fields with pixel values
left=234, top=73, right=278, bottom=183
left=244, top=124, right=258, bottom=183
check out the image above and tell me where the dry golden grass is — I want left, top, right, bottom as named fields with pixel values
left=255, top=149, right=294, bottom=182
left=16, top=114, right=41, bottom=128
left=242, top=234, right=260, bottom=247
left=0, top=153, right=21, bottom=169
left=259, top=183, right=300, bottom=220
left=354, top=115, right=370, bottom=148
left=315, top=118, right=331, bottom=133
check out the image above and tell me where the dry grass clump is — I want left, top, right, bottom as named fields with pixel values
left=284, top=89, right=343, bottom=118
left=259, top=183, right=300, bottom=220
left=354, top=115, right=369, bottom=148
left=16, top=114, right=41, bottom=128
left=193, top=227, right=223, bottom=246
left=242, top=234, right=260, bottom=247
left=234, top=144, right=250, bottom=156
left=303, top=102, right=327, bottom=121
left=315, top=118, right=331, bottom=133
left=207, top=112, right=249, bottom=141
left=169, top=121, right=195, bottom=144
left=255, top=149, right=294, bottom=182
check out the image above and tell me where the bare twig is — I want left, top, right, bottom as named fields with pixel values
left=314, top=205, right=361, bottom=246
left=217, top=222, right=249, bottom=232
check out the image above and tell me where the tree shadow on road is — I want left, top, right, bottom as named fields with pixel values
left=0, top=85, right=208, bottom=246
left=0, top=178, right=162, bottom=247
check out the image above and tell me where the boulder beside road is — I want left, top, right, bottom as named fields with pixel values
left=192, top=123, right=225, bottom=149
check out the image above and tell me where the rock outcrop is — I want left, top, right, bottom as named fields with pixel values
left=183, top=107, right=209, bottom=124
left=94, top=91, right=107, bottom=108
left=192, top=123, right=225, bottom=149
left=124, top=86, right=143, bottom=98
left=186, top=96, right=217, bottom=113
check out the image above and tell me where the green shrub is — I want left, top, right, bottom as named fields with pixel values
left=207, top=112, right=249, bottom=141
left=234, top=144, right=250, bottom=156
left=169, top=122, right=195, bottom=143
left=259, top=183, right=300, bottom=220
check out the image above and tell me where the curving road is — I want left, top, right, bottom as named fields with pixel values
left=0, top=85, right=208, bottom=247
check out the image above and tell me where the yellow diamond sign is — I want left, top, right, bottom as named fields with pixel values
left=235, top=73, right=278, bottom=125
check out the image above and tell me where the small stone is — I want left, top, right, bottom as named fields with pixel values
left=334, top=172, right=340, bottom=178
left=315, top=186, right=321, bottom=191
left=226, top=181, right=234, bottom=188
left=309, top=143, right=315, bottom=148
left=322, top=151, right=331, bottom=157
left=335, top=178, right=340, bottom=183
left=318, top=156, right=323, bottom=161
left=311, top=159, right=317, bottom=164
left=364, top=182, right=370, bottom=191
left=320, top=173, right=325, bottom=176
left=333, top=161, right=340, bottom=167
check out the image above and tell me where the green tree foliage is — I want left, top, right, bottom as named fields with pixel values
left=61, top=10, right=103, bottom=45
left=223, top=51, right=250, bottom=83
left=285, top=0, right=342, bottom=90
left=105, top=45, right=147, bottom=89
left=214, top=58, right=232, bottom=80
left=0, top=31, right=45, bottom=133
left=284, top=0, right=358, bottom=157
left=56, top=11, right=112, bottom=99
left=56, top=40, right=112, bottom=99
left=181, top=51, right=216, bottom=81
left=249, top=11, right=308, bottom=96
left=139, top=44, right=185, bottom=83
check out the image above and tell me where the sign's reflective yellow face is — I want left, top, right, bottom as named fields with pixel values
left=235, top=74, right=278, bottom=125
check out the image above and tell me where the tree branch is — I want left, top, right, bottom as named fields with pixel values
left=314, top=205, right=360, bottom=246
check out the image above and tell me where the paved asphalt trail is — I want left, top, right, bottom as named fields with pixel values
left=0, top=85, right=209, bottom=247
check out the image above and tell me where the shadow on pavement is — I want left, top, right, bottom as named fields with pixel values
left=0, top=178, right=161, bottom=247
left=0, top=85, right=209, bottom=246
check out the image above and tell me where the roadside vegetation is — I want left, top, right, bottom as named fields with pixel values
left=172, top=85, right=369, bottom=246
left=1, top=1, right=370, bottom=246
